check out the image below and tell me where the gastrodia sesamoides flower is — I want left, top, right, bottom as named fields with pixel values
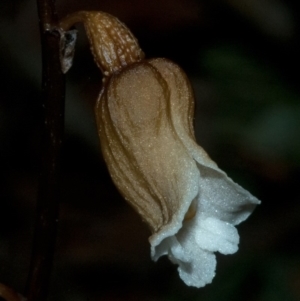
left=59, top=11, right=260, bottom=288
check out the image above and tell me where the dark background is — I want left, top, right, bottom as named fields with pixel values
left=0, top=0, right=300, bottom=300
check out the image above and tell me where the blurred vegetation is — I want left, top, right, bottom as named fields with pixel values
left=0, top=0, right=299, bottom=300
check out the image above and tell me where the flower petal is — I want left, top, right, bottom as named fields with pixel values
left=96, top=62, right=200, bottom=242
left=177, top=250, right=216, bottom=288
left=157, top=228, right=217, bottom=288
left=196, top=165, right=260, bottom=225
left=194, top=216, right=239, bottom=254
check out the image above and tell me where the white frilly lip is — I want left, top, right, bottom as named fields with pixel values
left=149, top=153, right=260, bottom=288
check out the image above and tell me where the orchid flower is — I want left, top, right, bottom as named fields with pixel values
left=60, top=11, right=260, bottom=288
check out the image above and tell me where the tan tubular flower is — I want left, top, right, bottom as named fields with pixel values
left=59, top=11, right=260, bottom=288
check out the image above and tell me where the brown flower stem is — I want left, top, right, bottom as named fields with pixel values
left=25, top=1, right=65, bottom=301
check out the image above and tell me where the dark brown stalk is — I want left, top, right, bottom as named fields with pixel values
left=25, top=1, right=65, bottom=301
